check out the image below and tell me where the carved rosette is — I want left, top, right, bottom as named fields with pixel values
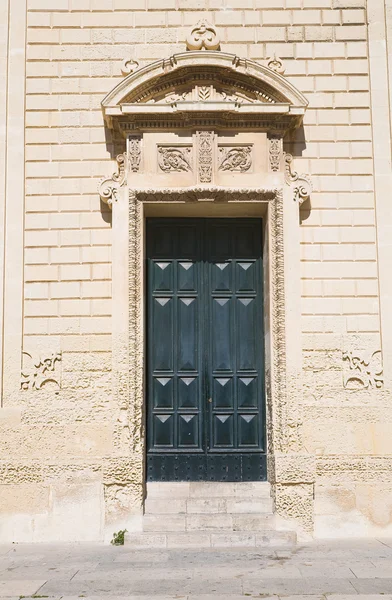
left=269, top=137, right=282, bottom=172
left=218, top=146, right=252, bottom=173
left=158, top=147, right=192, bottom=173
left=186, top=19, right=220, bottom=51
left=343, top=350, right=384, bottom=389
left=197, top=131, right=214, bottom=183
left=284, top=153, right=312, bottom=205
left=21, top=352, right=62, bottom=391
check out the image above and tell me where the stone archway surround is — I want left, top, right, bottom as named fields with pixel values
left=99, top=50, right=315, bottom=538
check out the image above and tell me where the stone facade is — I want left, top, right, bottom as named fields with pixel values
left=1, top=0, right=392, bottom=542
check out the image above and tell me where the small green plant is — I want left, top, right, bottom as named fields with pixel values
left=111, top=528, right=127, bottom=545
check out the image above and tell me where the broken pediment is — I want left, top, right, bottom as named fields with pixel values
left=102, top=51, right=308, bottom=135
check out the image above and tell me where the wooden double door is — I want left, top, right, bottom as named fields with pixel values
left=146, top=218, right=266, bottom=481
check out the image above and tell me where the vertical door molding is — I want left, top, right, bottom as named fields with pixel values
left=369, top=1, right=392, bottom=389
left=1, top=0, right=27, bottom=404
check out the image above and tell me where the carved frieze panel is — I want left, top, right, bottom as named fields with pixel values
left=21, top=352, right=62, bottom=391
left=218, top=146, right=252, bottom=173
left=343, top=350, right=384, bottom=390
left=158, top=146, right=193, bottom=173
left=197, top=131, right=214, bottom=183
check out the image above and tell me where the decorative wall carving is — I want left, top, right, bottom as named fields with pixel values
left=21, top=352, right=62, bottom=391
left=158, top=147, right=192, bottom=173
left=218, top=146, right=252, bottom=172
left=98, top=152, right=127, bottom=208
left=121, top=59, right=139, bottom=76
left=267, top=53, right=286, bottom=75
left=186, top=20, right=220, bottom=51
left=343, top=350, right=384, bottom=389
left=197, top=131, right=214, bottom=183
left=284, top=153, right=312, bottom=204
left=129, top=137, right=142, bottom=173
left=269, top=137, right=282, bottom=172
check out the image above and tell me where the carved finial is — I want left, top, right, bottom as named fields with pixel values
left=267, top=53, right=285, bottom=75
left=98, top=153, right=127, bottom=208
left=284, top=153, right=312, bottom=205
left=186, top=20, right=220, bottom=51
left=121, top=58, right=139, bottom=76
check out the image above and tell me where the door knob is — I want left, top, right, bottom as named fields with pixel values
left=208, top=398, right=212, bottom=403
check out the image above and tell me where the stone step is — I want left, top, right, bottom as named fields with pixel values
left=142, top=512, right=275, bottom=532
left=144, top=496, right=274, bottom=515
left=146, top=481, right=271, bottom=500
left=124, top=529, right=296, bottom=549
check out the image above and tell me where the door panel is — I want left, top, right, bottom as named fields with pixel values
left=147, top=219, right=266, bottom=482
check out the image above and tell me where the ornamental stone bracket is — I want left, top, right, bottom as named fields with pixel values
left=98, top=153, right=127, bottom=208
left=284, top=153, right=312, bottom=205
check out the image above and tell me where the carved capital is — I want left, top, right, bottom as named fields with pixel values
left=284, top=153, right=312, bottom=205
left=186, top=20, right=220, bottom=51
left=98, top=153, right=127, bottom=208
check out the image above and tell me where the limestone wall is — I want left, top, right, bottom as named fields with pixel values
left=1, top=0, right=392, bottom=541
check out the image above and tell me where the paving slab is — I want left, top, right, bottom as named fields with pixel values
left=0, top=579, right=47, bottom=596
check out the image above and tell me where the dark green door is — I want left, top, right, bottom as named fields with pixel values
left=146, top=218, right=266, bottom=481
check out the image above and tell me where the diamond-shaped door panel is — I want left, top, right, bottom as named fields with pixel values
left=237, top=297, right=257, bottom=371
left=152, top=261, right=173, bottom=292
left=153, top=377, right=174, bottom=409
left=178, top=262, right=197, bottom=292
left=212, top=414, right=234, bottom=448
left=212, top=297, right=233, bottom=372
left=236, top=261, right=256, bottom=293
left=178, top=376, right=198, bottom=408
left=238, top=413, right=259, bottom=447
left=153, top=414, right=174, bottom=448
left=212, top=376, right=234, bottom=409
left=178, top=297, right=198, bottom=372
left=178, top=414, right=199, bottom=447
left=211, top=261, right=232, bottom=292
left=237, top=376, right=258, bottom=408
left=153, top=297, right=173, bottom=371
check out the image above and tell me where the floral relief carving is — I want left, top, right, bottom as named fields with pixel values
left=197, top=131, right=214, bottom=183
left=218, top=146, right=252, bottom=173
left=343, top=350, right=384, bottom=390
left=21, top=352, right=62, bottom=391
left=158, top=147, right=192, bottom=173
left=284, top=153, right=312, bottom=204
left=186, top=19, right=220, bottom=51
left=269, top=137, right=282, bottom=172
left=129, top=137, right=142, bottom=173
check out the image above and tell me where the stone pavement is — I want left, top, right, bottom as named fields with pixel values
left=1, top=539, right=392, bottom=599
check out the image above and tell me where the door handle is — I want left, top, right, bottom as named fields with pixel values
left=208, top=398, right=212, bottom=403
